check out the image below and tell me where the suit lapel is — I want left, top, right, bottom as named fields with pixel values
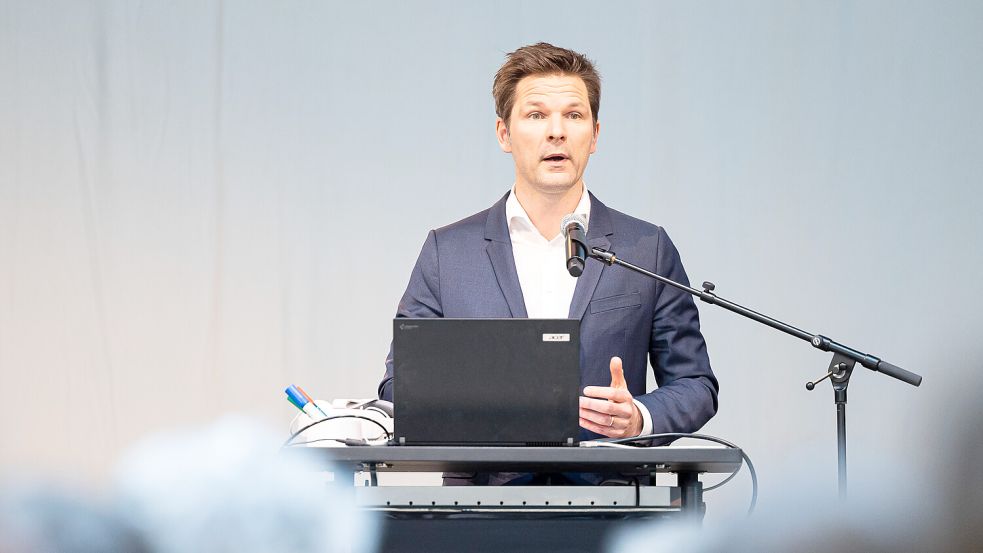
left=483, top=190, right=615, bottom=320
left=486, top=242, right=528, bottom=318
left=568, top=193, right=614, bottom=320
left=484, top=193, right=528, bottom=318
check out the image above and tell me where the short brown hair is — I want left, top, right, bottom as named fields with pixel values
left=492, top=42, right=601, bottom=128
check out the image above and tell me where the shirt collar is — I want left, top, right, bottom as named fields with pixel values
left=505, top=184, right=592, bottom=237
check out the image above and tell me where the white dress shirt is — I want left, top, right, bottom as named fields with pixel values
left=505, top=185, right=653, bottom=437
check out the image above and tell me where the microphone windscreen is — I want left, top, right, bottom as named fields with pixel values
left=560, top=213, right=588, bottom=237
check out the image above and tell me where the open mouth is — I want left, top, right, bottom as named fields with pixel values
left=543, top=154, right=568, bottom=163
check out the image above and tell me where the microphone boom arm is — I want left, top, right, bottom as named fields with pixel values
left=587, top=247, right=922, bottom=387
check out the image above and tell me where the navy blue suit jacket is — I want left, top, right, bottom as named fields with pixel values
left=379, top=191, right=718, bottom=448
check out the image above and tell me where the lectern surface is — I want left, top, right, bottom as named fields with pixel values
left=293, top=445, right=742, bottom=476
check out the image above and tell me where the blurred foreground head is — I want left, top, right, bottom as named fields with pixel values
left=0, top=481, right=145, bottom=553
left=113, top=415, right=377, bottom=553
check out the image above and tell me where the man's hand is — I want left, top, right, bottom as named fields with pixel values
left=579, top=356, right=643, bottom=439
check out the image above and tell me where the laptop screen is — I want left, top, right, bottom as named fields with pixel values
left=393, top=318, right=581, bottom=446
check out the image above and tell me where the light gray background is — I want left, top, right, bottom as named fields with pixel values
left=2, top=0, right=981, bottom=518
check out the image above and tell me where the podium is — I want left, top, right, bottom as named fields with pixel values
left=294, top=446, right=742, bottom=553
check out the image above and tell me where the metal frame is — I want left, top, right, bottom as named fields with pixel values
left=291, top=445, right=742, bottom=520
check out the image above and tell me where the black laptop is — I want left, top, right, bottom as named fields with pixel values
left=393, top=318, right=581, bottom=446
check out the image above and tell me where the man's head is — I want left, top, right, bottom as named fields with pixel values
left=493, top=43, right=601, bottom=196
left=493, top=43, right=601, bottom=129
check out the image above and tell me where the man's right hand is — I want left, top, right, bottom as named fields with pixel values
left=579, top=356, right=643, bottom=439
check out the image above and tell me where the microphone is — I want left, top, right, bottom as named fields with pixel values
left=561, top=213, right=588, bottom=277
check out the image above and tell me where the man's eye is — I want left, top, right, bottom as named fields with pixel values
left=529, top=112, right=544, bottom=119
left=568, top=112, right=583, bottom=119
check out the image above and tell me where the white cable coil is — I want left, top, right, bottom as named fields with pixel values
left=288, top=399, right=393, bottom=446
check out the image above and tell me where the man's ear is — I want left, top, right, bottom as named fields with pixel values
left=589, top=121, right=600, bottom=154
left=496, top=117, right=512, bottom=153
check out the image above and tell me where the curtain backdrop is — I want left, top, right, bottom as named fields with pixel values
left=2, top=0, right=981, bottom=517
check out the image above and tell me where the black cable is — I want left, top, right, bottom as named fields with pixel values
left=287, top=438, right=370, bottom=447
left=703, top=466, right=740, bottom=492
left=599, top=432, right=758, bottom=515
left=281, top=414, right=392, bottom=449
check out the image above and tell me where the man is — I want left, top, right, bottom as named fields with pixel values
left=378, top=43, right=718, bottom=484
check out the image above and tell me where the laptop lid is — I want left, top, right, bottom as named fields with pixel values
left=393, top=318, right=580, bottom=446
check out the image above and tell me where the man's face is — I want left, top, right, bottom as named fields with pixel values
left=496, top=73, right=599, bottom=195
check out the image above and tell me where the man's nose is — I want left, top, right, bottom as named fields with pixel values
left=547, top=114, right=566, bottom=141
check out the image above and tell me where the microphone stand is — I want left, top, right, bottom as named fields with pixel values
left=586, top=247, right=922, bottom=499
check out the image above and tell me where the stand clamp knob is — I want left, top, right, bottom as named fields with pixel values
left=806, top=362, right=848, bottom=390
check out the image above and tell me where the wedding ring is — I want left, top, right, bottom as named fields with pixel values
left=608, top=415, right=615, bottom=427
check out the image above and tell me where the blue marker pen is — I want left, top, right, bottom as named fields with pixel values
left=285, top=385, right=324, bottom=421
